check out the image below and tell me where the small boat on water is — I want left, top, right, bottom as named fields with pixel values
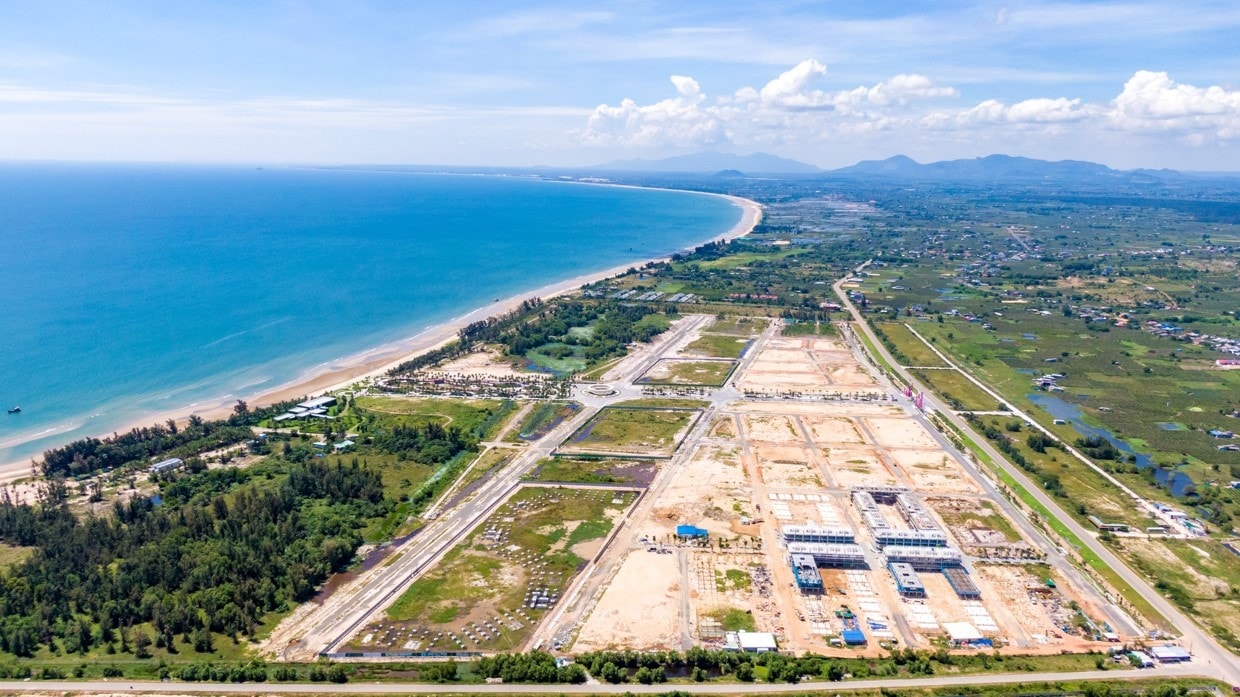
left=7, top=406, right=20, bottom=414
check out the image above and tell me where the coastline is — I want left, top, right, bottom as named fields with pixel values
left=0, top=189, right=761, bottom=480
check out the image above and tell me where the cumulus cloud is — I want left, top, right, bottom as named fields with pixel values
left=944, top=96, right=1094, bottom=127
left=582, top=62, right=1240, bottom=154
left=582, top=59, right=956, bottom=147
left=1110, top=70, right=1240, bottom=137
left=915, top=71, right=1240, bottom=148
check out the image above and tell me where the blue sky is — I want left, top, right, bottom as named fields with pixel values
left=1, top=1, right=1238, bottom=169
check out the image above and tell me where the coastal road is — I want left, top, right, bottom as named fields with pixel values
left=0, top=665, right=1218, bottom=694
left=833, top=266, right=1240, bottom=689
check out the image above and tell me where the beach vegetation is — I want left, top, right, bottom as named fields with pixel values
left=37, top=400, right=299, bottom=478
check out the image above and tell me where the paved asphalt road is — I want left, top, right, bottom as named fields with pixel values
left=0, top=665, right=1212, bottom=694
left=833, top=265, right=1240, bottom=689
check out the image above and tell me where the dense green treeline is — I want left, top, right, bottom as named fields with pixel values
left=495, top=301, right=669, bottom=360
left=39, top=401, right=297, bottom=479
left=370, top=421, right=472, bottom=464
left=475, top=646, right=1099, bottom=685
left=0, top=459, right=385, bottom=658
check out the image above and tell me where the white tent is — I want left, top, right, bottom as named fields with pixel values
left=943, top=621, right=983, bottom=643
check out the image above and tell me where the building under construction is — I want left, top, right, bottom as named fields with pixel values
left=888, top=561, right=925, bottom=597
left=786, top=542, right=868, bottom=568
left=874, top=528, right=949, bottom=547
left=790, top=553, right=824, bottom=592
left=781, top=524, right=855, bottom=545
left=851, top=490, right=890, bottom=532
left=882, top=545, right=962, bottom=571
left=895, top=493, right=939, bottom=531
left=944, top=566, right=981, bottom=598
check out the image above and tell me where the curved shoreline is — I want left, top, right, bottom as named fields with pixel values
left=0, top=188, right=761, bottom=479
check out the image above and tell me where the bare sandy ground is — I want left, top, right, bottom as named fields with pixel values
left=742, top=414, right=801, bottom=443
left=432, top=350, right=526, bottom=378
left=738, top=336, right=884, bottom=395
left=803, top=416, right=866, bottom=444
left=863, top=417, right=941, bottom=449
left=888, top=448, right=979, bottom=494
left=574, top=549, right=682, bottom=651
left=729, top=401, right=901, bottom=417
left=825, top=445, right=898, bottom=488
left=2, top=193, right=762, bottom=478
left=643, top=445, right=749, bottom=538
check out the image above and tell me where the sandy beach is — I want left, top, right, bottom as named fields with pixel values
left=0, top=190, right=760, bottom=481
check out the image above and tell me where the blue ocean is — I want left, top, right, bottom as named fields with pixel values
left=0, top=165, right=741, bottom=465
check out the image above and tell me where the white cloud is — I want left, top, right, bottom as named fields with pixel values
left=582, top=59, right=957, bottom=147
left=931, top=71, right=1240, bottom=141
left=758, top=59, right=830, bottom=108
left=944, top=96, right=1094, bottom=127
left=1109, top=70, right=1240, bottom=137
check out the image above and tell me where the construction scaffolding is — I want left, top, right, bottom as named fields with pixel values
left=781, top=524, right=856, bottom=545
left=944, top=567, right=981, bottom=598
left=851, top=490, right=890, bottom=532
left=882, top=545, right=962, bottom=571
left=895, top=493, right=939, bottom=531
left=786, top=542, right=868, bottom=568
left=874, top=528, right=949, bottom=547
left=790, top=553, right=824, bottom=592
left=888, top=561, right=926, bottom=597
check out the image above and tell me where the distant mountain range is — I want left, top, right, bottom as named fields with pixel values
left=588, top=151, right=1207, bottom=181
left=594, top=151, right=822, bottom=174
left=830, top=154, right=1122, bottom=180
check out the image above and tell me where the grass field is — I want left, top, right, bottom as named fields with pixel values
left=875, top=322, right=948, bottom=366
left=684, top=333, right=751, bottom=358
left=637, top=358, right=737, bottom=387
left=1116, top=536, right=1240, bottom=652
left=524, top=342, right=588, bottom=374
left=354, top=396, right=514, bottom=441
left=456, top=448, right=515, bottom=492
left=0, top=543, right=34, bottom=570
left=378, top=486, right=636, bottom=651
left=559, top=406, right=700, bottom=457
left=706, top=316, right=769, bottom=336
left=612, top=397, right=710, bottom=409
left=781, top=320, right=837, bottom=336
left=506, top=401, right=581, bottom=442
left=910, top=368, right=1002, bottom=411
left=527, top=457, right=658, bottom=486
left=703, top=606, right=756, bottom=632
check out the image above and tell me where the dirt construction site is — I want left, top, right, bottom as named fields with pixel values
left=563, top=318, right=1128, bottom=658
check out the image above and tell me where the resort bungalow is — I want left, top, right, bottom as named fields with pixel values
left=149, top=457, right=184, bottom=475
left=274, top=396, right=339, bottom=422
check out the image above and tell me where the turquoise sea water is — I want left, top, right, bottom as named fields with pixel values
left=0, top=165, right=741, bottom=464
